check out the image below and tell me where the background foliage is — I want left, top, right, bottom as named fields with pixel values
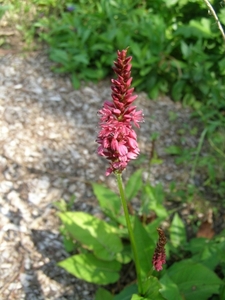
left=4, top=0, right=224, bottom=197
left=5, top=1, right=225, bottom=117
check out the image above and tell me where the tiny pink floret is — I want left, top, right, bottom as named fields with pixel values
left=96, top=49, right=143, bottom=176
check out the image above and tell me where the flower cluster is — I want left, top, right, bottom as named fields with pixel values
left=152, top=228, right=167, bottom=271
left=96, top=49, right=143, bottom=176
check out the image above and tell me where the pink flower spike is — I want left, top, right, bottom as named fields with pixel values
left=152, top=228, right=167, bottom=271
left=96, top=48, right=144, bottom=175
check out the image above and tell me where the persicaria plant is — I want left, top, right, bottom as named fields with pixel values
left=55, top=48, right=223, bottom=300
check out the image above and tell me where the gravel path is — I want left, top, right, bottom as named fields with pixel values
left=0, top=51, right=197, bottom=299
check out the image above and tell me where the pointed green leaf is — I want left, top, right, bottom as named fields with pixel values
left=114, top=284, right=138, bottom=300
left=186, top=237, right=224, bottom=270
left=143, top=276, right=166, bottom=300
left=125, top=169, right=143, bottom=201
left=133, top=217, right=155, bottom=280
left=71, top=73, right=80, bottom=89
left=59, top=212, right=123, bottom=260
left=169, top=213, right=186, bottom=248
left=53, top=199, right=67, bottom=212
left=160, top=273, right=182, bottom=300
left=58, top=253, right=121, bottom=285
left=95, top=287, right=113, bottom=300
left=92, top=183, right=121, bottom=217
left=166, top=259, right=222, bottom=300
left=142, top=184, right=168, bottom=218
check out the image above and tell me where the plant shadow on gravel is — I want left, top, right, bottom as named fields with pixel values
left=29, top=229, right=98, bottom=299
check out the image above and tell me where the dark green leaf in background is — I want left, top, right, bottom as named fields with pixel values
left=114, top=284, right=138, bottom=300
left=133, top=217, right=154, bottom=280
left=164, top=259, right=222, bottom=300
left=95, top=287, right=114, bottom=300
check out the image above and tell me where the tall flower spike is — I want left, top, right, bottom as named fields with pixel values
left=152, top=228, right=167, bottom=271
left=96, top=49, right=143, bottom=176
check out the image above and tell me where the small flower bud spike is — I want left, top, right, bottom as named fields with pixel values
left=152, top=228, right=167, bottom=271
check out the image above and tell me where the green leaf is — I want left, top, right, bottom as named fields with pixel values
left=145, top=217, right=167, bottom=242
left=165, top=259, right=222, bottom=300
left=73, top=53, right=89, bottom=65
left=165, top=146, right=182, bottom=155
left=140, top=66, right=152, bottom=77
left=131, top=295, right=145, bottom=300
left=163, top=0, right=179, bottom=6
left=71, top=73, right=80, bottom=89
left=172, top=80, right=185, bottom=101
left=62, top=236, right=75, bottom=252
left=58, top=253, right=121, bottom=285
left=53, top=199, right=67, bottom=212
left=58, top=212, right=123, bottom=260
left=114, top=284, right=138, bottom=300
left=189, top=18, right=212, bottom=37
left=95, top=287, right=113, bottom=300
left=180, top=41, right=189, bottom=58
left=50, top=49, right=69, bottom=64
left=92, top=183, right=121, bottom=218
left=142, top=184, right=168, bottom=218
left=219, top=283, right=225, bottom=300
left=125, top=169, right=143, bottom=201
left=149, top=84, right=159, bottom=100
left=115, top=243, right=132, bottom=264
left=143, top=276, right=166, bottom=299
left=169, top=213, right=186, bottom=248
left=160, top=273, right=183, bottom=300
left=186, top=238, right=225, bottom=270
left=133, top=217, right=155, bottom=280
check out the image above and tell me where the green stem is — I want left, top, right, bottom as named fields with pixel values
left=116, top=172, right=143, bottom=295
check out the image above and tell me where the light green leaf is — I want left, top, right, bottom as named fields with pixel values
left=163, top=0, right=179, bottom=6
left=92, top=183, right=121, bottom=218
left=59, top=212, right=123, bottom=260
left=131, top=295, right=145, bottom=300
left=181, top=41, right=189, bottom=58
left=142, top=184, right=168, bottom=218
left=53, top=199, right=67, bottom=212
left=58, top=253, right=121, bottom=285
left=169, top=213, right=186, bottom=248
left=125, top=169, right=143, bottom=201
left=189, top=18, right=212, bottom=37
